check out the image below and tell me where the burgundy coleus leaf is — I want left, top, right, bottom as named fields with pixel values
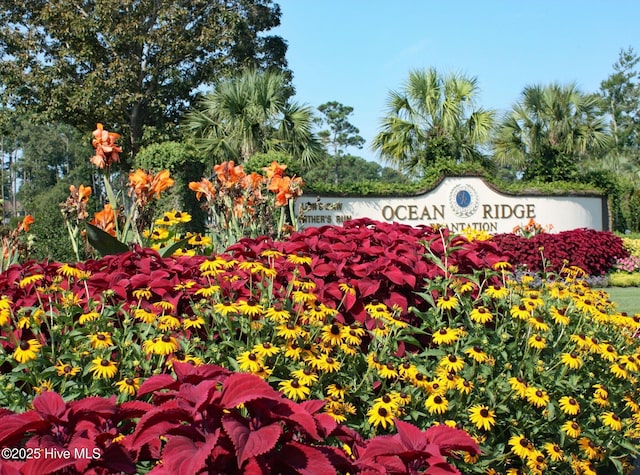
left=274, top=441, right=337, bottom=475
left=127, top=400, right=192, bottom=450
left=161, top=431, right=221, bottom=474
left=423, top=424, right=480, bottom=456
left=173, top=361, right=231, bottom=385
left=355, top=278, right=380, bottom=298
left=136, top=374, right=180, bottom=398
left=222, top=414, right=282, bottom=468
left=18, top=448, right=77, bottom=474
left=219, top=373, right=283, bottom=409
left=68, top=396, right=117, bottom=422
left=32, top=391, right=67, bottom=423
left=0, top=411, right=49, bottom=446
left=177, top=379, right=222, bottom=415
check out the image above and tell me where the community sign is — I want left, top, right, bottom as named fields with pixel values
left=297, top=176, right=607, bottom=233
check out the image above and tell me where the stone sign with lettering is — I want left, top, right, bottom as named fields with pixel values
left=297, top=176, right=607, bottom=233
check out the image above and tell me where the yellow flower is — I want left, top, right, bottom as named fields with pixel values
left=290, top=368, right=318, bottom=386
left=526, top=387, right=550, bottom=408
left=509, top=435, right=536, bottom=459
left=78, top=311, right=100, bottom=324
left=558, top=396, right=580, bottom=415
left=237, top=351, right=264, bottom=372
left=439, top=354, right=465, bottom=373
left=143, top=335, right=179, bottom=355
left=13, top=339, right=43, bottom=363
left=510, top=304, right=530, bottom=320
left=55, top=362, right=80, bottom=377
left=469, top=405, right=496, bottom=431
left=469, top=306, right=493, bottom=324
left=551, top=307, right=570, bottom=325
left=484, top=285, right=509, bottom=299
left=279, top=379, right=310, bottom=401
left=187, top=233, right=212, bottom=247
left=57, top=263, right=85, bottom=279
left=465, top=346, right=489, bottom=363
left=560, top=351, right=583, bottom=370
left=18, top=274, right=44, bottom=288
left=252, top=342, right=279, bottom=358
left=561, top=420, right=581, bottom=438
left=544, top=442, right=564, bottom=462
left=599, top=343, right=618, bottom=362
left=527, top=334, right=546, bottom=350
left=601, top=411, right=623, bottom=431
left=213, top=300, right=239, bottom=316
left=237, top=299, right=264, bottom=317
left=432, top=327, right=461, bottom=345
left=456, top=378, right=474, bottom=395
left=425, top=394, right=449, bottom=414
left=158, top=315, right=181, bottom=331
left=436, top=295, right=459, bottom=310
left=508, top=377, right=529, bottom=399
left=89, top=357, right=118, bottom=379
left=610, top=362, right=629, bottom=379
left=265, top=303, right=291, bottom=322
left=578, top=437, right=601, bottom=460
left=367, top=405, right=395, bottom=429
left=134, top=308, right=157, bottom=324
left=90, top=332, right=113, bottom=349
left=287, top=253, right=312, bottom=266
left=183, top=315, right=205, bottom=330
left=116, top=377, right=140, bottom=396
left=317, top=354, right=341, bottom=373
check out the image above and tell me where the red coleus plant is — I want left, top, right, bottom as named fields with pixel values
left=492, top=228, right=628, bottom=275
left=352, top=419, right=480, bottom=475
left=0, top=392, right=141, bottom=474
left=126, top=362, right=354, bottom=474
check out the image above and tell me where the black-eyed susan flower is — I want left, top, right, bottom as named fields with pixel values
left=561, top=420, right=581, bottom=438
left=456, top=378, right=474, bottom=395
left=398, top=361, right=418, bottom=380
left=599, top=343, right=618, bottom=362
left=526, top=387, right=550, bottom=408
left=560, top=351, right=583, bottom=370
left=116, top=377, right=140, bottom=396
left=143, top=335, right=179, bottom=356
left=510, top=304, right=530, bottom=320
left=134, top=308, right=157, bottom=324
left=158, top=315, right=181, bottom=331
left=279, top=379, right=310, bottom=401
left=436, top=295, right=459, bottom=310
left=365, top=300, right=390, bottom=319
left=276, top=322, right=304, bottom=340
left=508, top=435, right=536, bottom=459
left=213, top=300, right=238, bottom=316
left=236, top=351, right=264, bottom=372
left=57, top=263, right=85, bottom=279
left=55, top=361, right=80, bottom=377
left=526, top=451, right=547, bottom=473
left=558, top=396, right=581, bottom=415
left=528, top=316, right=549, bottom=332
left=321, top=323, right=347, bottom=346
left=543, top=442, right=564, bottom=462
left=469, top=405, right=496, bottom=431
left=283, top=342, right=303, bottom=361
left=578, top=437, right=601, bottom=460
left=339, top=282, right=356, bottom=296
left=325, top=401, right=356, bottom=423
left=373, top=394, right=399, bottom=413
left=90, top=332, right=113, bottom=349
left=89, top=357, right=118, bottom=379
left=620, top=355, right=639, bottom=372
left=265, top=302, right=291, bottom=322
left=78, top=311, right=100, bottom=324
left=13, top=339, right=43, bottom=363
left=527, top=334, right=546, bottom=350
left=289, top=367, right=318, bottom=386
left=317, top=354, right=341, bottom=373
left=237, top=298, right=263, bottom=317
left=18, top=274, right=44, bottom=288
left=508, top=377, right=529, bottom=399
left=367, top=405, right=395, bottom=429
left=287, top=253, right=312, bottom=266
left=377, top=362, right=399, bottom=379
left=469, top=306, right=493, bottom=324
left=485, top=285, right=509, bottom=299
left=432, top=327, right=461, bottom=345
left=465, top=346, right=490, bottom=363
left=610, top=362, right=629, bottom=379
left=411, top=372, right=430, bottom=390
left=601, top=411, right=623, bottom=431
left=439, top=354, right=465, bottom=373
left=253, top=342, right=279, bottom=358
left=425, top=394, right=449, bottom=415
left=187, top=233, right=211, bottom=247
left=551, top=307, right=570, bottom=325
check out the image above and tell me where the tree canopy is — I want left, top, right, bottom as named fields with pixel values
left=372, top=68, right=495, bottom=175
left=0, top=0, right=288, bottom=158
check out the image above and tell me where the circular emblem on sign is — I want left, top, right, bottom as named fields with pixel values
left=449, top=184, right=479, bottom=218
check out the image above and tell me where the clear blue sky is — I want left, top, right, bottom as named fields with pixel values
left=272, top=0, right=639, bottom=163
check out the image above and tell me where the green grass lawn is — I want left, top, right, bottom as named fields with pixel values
left=601, top=287, right=640, bottom=315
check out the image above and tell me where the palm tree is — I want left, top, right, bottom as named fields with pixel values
left=493, top=83, right=610, bottom=182
left=372, top=68, right=495, bottom=175
left=187, top=70, right=322, bottom=166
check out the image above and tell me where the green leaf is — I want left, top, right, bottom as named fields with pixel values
left=159, top=236, right=192, bottom=258
left=85, top=222, right=129, bottom=256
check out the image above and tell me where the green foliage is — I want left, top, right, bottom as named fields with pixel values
left=372, top=68, right=495, bottom=176
left=0, top=0, right=288, bottom=157
left=28, top=182, right=82, bottom=262
left=608, top=272, right=640, bottom=287
left=186, top=70, right=322, bottom=166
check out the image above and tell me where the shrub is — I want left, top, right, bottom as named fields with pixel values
left=492, top=228, right=628, bottom=276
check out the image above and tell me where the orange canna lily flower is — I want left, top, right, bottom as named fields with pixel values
left=19, top=215, right=35, bottom=232
left=90, top=204, right=117, bottom=237
left=268, top=175, right=304, bottom=207
left=128, top=169, right=174, bottom=206
left=214, top=161, right=246, bottom=188
left=90, top=123, right=123, bottom=169
left=189, top=178, right=217, bottom=202
left=262, top=161, right=288, bottom=180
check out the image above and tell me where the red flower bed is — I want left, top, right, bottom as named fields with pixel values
left=492, top=228, right=628, bottom=275
left=0, top=219, right=509, bottom=334
left=0, top=363, right=478, bottom=474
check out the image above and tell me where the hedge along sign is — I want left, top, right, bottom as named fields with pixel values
left=297, top=176, right=607, bottom=233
